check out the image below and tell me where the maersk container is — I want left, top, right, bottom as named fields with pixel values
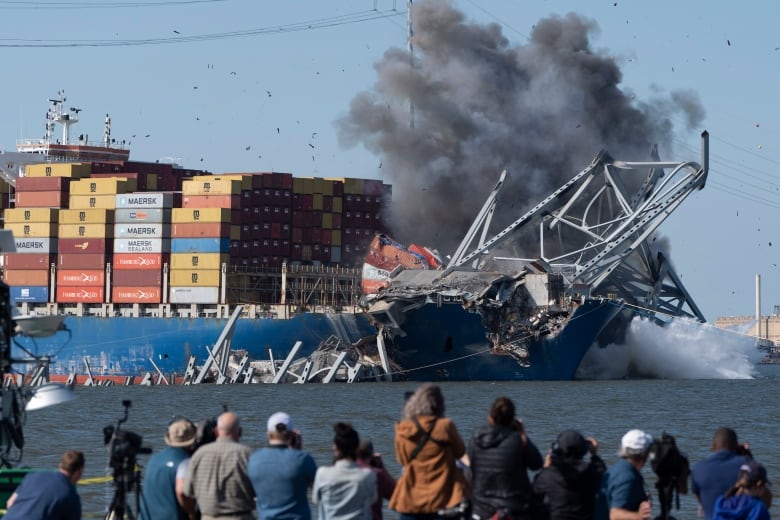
left=171, top=238, right=230, bottom=254
left=114, top=208, right=171, bottom=224
left=10, top=286, right=49, bottom=303
left=14, top=237, right=56, bottom=254
left=169, top=286, right=220, bottom=304
left=114, top=224, right=171, bottom=239
left=114, top=238, right=171, bottom=254
left=115, top=192, right=175, bottom=209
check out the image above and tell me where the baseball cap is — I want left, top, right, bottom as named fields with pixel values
left=741, top=461, right=769, bottom=486
left=619, top=429, right=653, bottom=456
left=555, top=430, right=588, bottom=459
left=267, top=412, right=293, bottom=433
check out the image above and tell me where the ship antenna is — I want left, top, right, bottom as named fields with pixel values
left=103, top=113, right=111, bottom=148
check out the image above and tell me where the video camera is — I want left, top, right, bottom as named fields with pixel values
left=103, top=400, right=152, bottom=471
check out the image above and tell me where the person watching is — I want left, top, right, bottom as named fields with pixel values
left=691, top=427, right=751, bottom=520
left=596, top=429, right=653, bottom=520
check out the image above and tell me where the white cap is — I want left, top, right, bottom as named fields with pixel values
left=619, top=429, right=653, bottom=456
left=267, top=412, right=293, bottom=433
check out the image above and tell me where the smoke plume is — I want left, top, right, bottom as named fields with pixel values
left=338, top=0, right=704, bottom=254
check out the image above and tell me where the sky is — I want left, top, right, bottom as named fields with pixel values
left=2, top=0, right=780, bottom=323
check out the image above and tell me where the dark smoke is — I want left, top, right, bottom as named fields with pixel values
left=337, top=0, right=704, bottom=255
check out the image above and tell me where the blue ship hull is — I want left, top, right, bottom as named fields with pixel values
left=381, top=299, right=624, bottom=381
left=13, top=312, right=376, bottom=376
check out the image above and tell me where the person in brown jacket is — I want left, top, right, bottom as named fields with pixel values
left=389, top=384, right=469, bottom=520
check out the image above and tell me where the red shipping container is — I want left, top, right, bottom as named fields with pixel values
left=182, top=195, right=240, bottom=209
left=323, top=196, right=333, bottom=212
left=332, top=181, right=344, bottom=197
left=301, top=228, right=313, bottom=243
left=2, top=253, right=52, bottom=270
left=292, top=228, right=303, bottom=243
left=59, top=238, right=111, bottom=254
left=89, top=161, right=124, bottom=174
left=3, top=269, right=49, bottom=286
left=113, top=253, right=167, bottom=270
left=127, top=161, right=173, bottom=176
left=56, top=286, right=104, bottom=303
left=322, top=229, right=332, bottom=245
left=15, top=176, right=71, bottom=192
left=300, top=194, right=313, bottom=211
left=16, top=191, right=69, bottom=208
left=172, top=222, right=231, bottom=238
left=112, top=286, right=162, bottom=303
left=312, top=227, right=322, bottom=243
left=332, top=213, right=342, bottom=229
left=58, top=253, right=106, bottom=269
left=57, top=269, right=104, bottom=287
left=113, top=270, right=162, bottom=286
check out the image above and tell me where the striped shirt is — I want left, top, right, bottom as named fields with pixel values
left=185, top=437, right=256, bottom=516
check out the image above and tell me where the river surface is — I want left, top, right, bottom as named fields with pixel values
left=16, top=364, right=780, bottom=519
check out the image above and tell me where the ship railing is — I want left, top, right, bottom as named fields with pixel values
left=16, top=138, right=130, bottom=150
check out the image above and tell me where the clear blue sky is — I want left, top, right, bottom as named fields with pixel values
left=2, top=0, right=779, bottom=322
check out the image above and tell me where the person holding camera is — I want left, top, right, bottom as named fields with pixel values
left=467, top=396, right=544, bottom=520
left=691, top=427, right=752, bottom=520
left=4, top=449, right=84, bottom=520
left=248, top=412, right=317, bottom=520
left=712, top=460, right=772, bottom=520
left=532, top=430, right=606, bottom=520
left=356, top=439, right=396, bottom=520
left=184, top=411, right=255, bottom=520
left=595, top=429, right=653, bottom=520
left=139, top=418, right=198, bottom=520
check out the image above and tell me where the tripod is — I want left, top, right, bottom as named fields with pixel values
left=104, top=456, right=142, bottom=520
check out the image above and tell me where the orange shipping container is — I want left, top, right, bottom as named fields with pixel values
left=14, top=191, right=68, bottom=208
left=182, top=195, right=241, bottom=209
left=56, top=286, right=104, bottom=303
left=58, top=253, right=106, bottom=269
left=57, top=270, right=105, bottom=287
left=113, top=270, right=162, bottom=286
left=113, top=253, right=166, bottom=270
left=2, top=253, right=52, bottom=270
left=112, top=286, right=162, bottom=303
left=3, top=269, right=49, bottom=286
left=182, top=178, right=242, bottom=196
left=171, top=222, right=231, bottom=238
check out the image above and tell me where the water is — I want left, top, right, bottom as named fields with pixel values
left=15, top=363, right=780, bottom=519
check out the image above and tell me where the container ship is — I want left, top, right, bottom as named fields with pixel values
left=0, top=95, right=711, bottom=382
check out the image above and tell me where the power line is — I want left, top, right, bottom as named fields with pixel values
left=0, top=0, right=225, bottom=8
left=0, top=9, right=404, bottom=47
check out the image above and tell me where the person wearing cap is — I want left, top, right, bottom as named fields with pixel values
left=4, top=449, right=84, bottom=520
left=595, top=429, right=653, bottom=520
left=185, top=411, right=255, bottom=520
left=313, top=422, right=377, bottom=520
left=248, top=412, right=318, bottom=520
left=467, top=396, right=544, bottom=520
left=691, top=427, right=751, bottom=520
left=712, top=460, right=771, bottom=520
left=533, top=430, right=606, bottom=520
left=139, top=418, right=197, bottom=520
left=356, top=439, right=396, bottom=520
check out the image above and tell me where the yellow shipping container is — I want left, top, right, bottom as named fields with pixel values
left=182, top=178, right=242, bottom=196
left=332, top=197, right=343, bottom=213
left=322, top=213, right=333, bottom=229
left=171, top=208, right=232, bottom=223
left=24, top=163, right=92, bottom=178
left=314, top=178, right=334, bottom=196
left=58, top=224, right=113, bottom=239
left=59, top=209, right=115, bottom=225
left=69, top=194, right=117, bottom=210
left=293, top=177, right=315, bottom=194
left=70, top=178, right=133, bottom=195
left=169, top=269, right=221, bottom=287
left=230, top=225, right=240, bottom=241
left=343, top=178, right=364, bottom=194
left=215, top=174, right=252, bottom=190
left=170, top=253, right=229, bottom=270
left=5, top=222, right=58, bottom=237
left=313, top=194, right=323, bottom=211
left=4, top=208, right=59, bottom=223
left=331, top=229, right=342, bottom=246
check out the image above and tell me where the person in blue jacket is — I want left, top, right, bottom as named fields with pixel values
left=713, top=460, right=772, bottom=520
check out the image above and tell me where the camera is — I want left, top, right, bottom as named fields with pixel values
left=103, top=400, right=151, bottom=471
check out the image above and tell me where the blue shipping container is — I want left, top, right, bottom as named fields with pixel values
left=171, top=237, right=231, bottom=254
left=10, top=286, right=49, bottom=303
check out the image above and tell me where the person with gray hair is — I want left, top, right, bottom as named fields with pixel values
left=185, top=411, right=255, bottom=520
left=595, top=429, right=653, bottom=520
left=389, top=384, right=469, bottom=520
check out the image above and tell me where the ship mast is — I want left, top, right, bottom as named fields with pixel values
left=47, top=91, right=81, bottom=145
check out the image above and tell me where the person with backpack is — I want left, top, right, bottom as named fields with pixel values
left=389, top=384, right=469, bottom=520
left=468, top=396, right=543, bottom=520
left=533, top=430, right=605, bottom=520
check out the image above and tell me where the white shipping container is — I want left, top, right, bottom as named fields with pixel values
left=115, top=208, right=171, bottom=224
left=115, top=192, right=175, bottom=209
left=114, top=238, right=171, bottom=253
left=169, top=286, right=220, bottom=304
left=14, top=237, right=56, bottom=254
left=114, top=224, right=171, bottom=239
